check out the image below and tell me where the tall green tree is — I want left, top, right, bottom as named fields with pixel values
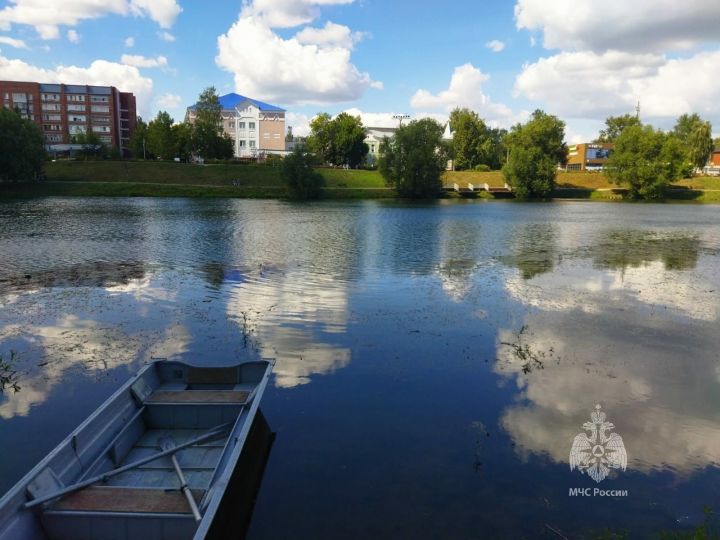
left=449, top=108, right=492, bottom=170
left=281, top=149, right=325, bottom=200
left=172, top=122, right=192, bottom=161
left=331, top=112, right=368, bottom=167
left=147, top=110, right=175, bottom=159
left=129, top=117, right=151, bottom=159
left=307, top=113, right=334, bottom=163
left=605, top=124, right=685, bottom=199
left=596, top=114, right=641, bottom=143
left=673, top=114, right=713, bottom=171
left=72, top=131, right=107, bottom=159
left=379, top=118, right=447, bottom=198
left=0, top=107, right=45, bottom=181
left=191, top=86, right=233, bottom=160
left=502, top=110, right=567, bottom=198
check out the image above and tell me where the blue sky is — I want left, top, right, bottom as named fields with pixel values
left=1, top=0, right=719, bottom=141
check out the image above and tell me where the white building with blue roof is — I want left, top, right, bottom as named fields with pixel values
left=186, top=93, right=286, bottom=158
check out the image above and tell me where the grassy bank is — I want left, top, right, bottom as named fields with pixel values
left=0, top=161, right=716, bottom=201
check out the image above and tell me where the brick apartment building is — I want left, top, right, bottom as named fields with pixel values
left=185, top=93, right=285, bottom=158
left=1, top=81, right=137, bottom=155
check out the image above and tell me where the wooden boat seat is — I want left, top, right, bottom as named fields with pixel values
left=51, top=486, right=204, bottom=514
left=145, top=390, right=250, bottom=404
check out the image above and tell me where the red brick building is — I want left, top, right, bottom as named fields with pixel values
left=1, top=81, right=136, bottom=156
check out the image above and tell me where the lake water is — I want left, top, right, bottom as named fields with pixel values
left=1, top=198, right=719, bottom=539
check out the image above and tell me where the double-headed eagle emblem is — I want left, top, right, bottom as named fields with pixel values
left=570, top=404, right=627, bottom=483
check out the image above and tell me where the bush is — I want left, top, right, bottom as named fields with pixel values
left=281, top=149, right=324, bottom=200
left=473, top=164, right=491, bottom=172
left=0, top=108, right=45, bottom=182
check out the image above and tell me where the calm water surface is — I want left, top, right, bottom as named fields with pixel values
left=1, top=198, right=719, bottom=539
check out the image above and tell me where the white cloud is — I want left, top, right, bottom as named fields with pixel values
left=286, top=111, right=311, bottom=137
left=0, top=35, right=27, bottom=48
left=241, top=0, right=354, bottom=29
left=0, top=53, right=154, bottom=116
left=156, top=92, right=181, bottom=109
left=124, top=36, right=134, bottom=47
left=157, top=30, right=175, bottom=42
left=295, top=21, right=365, bottom=50
left=67, top=29, right=79, bottom=43
left=515, top=50, right=720, bottom=123
left=515, top=0, right=720, bottom=53
left=410, top=63, right=518, bottom=124
left=485, top=39, right=505, bottom=52
left=216, top=14, right=379, bottom=105
left=0, top=0, right=182, bottom=40
left=120, top=53, right=168, bottom=68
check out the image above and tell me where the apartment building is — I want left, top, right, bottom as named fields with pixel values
left=566, top=143, right=614, bottom=171
left=186, top=93, right=285, bottom=158
left=0, top=80, right=137, bottom=155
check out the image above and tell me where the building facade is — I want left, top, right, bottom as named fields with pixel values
left=566, top=143, right=614, bottom=171
left=0, top=80, right=136, bottom=155
left=364, top=127, right=396, bottom=167
left=186, top=93, right=286, bottom=158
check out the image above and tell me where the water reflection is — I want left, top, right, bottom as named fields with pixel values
left=589, top=230, right=703, bottom=271
left=500, top=223, right=559, bottom=280
left=497, top=261, right=720, bottom=477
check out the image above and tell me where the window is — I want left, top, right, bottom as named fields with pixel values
left=238, top=140, right=246, bottom=147
left=69, top=115, right=87, bottom=123
left=43, top=124, right=62, bottom=131
left=45, top=134, right=63, bottom=142
left=3, top=93, right=8, bottom=100
left=68, top=125, right=86, bottom=135
left=239, top=122, right=245, bottom=129
left=42, top=103, right=61, bottom=111
left=67, top=95, right=85, bottom=102
left=92, top=125, right=111, bottom=133
left=91, top=105, right=110, bottom=113
left=12, top=93, right=27, bottom=102
left=263, top=133, right=269, bottom=139
left=99, top=135, right=112, bottom=143
left=91, top=116, right=110, bottom=124
left=249, top=122, right=256, bottom=130
left=43, top=114, right=61, bottom=122
left=273, top=133, right=281, bottom=139
left=249, top=140, right=256, bottom=148
left=90, top=96, right=109, bottom=103
left=41, top=93, right=60, bottom=102
left=67, top=104, right=86, bottom=112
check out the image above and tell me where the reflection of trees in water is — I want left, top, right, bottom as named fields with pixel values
left=501, top=224, right=559, bottom=280
left=437, top=219, right=484, bottom=300
left=0, top=260, right=146, bottom=294
left=498, top=325, right=559, bottom=374
left=591, top=231, right=702, bottom=271
left=0, top=351, right=20, bottom=393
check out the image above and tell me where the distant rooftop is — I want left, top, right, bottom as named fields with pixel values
left=188, top=92, right=285, bottom=112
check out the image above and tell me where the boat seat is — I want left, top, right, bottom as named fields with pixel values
left=51, top=486, right=204, bottom=514
left=145, top=390, right=250, bottom=404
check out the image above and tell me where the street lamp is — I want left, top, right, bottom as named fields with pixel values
left=392, top=114, right=410, bottom=128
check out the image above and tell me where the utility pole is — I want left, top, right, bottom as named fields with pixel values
left=392, top=114, right=410, bottom=128
left=635, top=101, right=641, bottom=120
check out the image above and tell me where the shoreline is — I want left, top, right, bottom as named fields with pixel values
left=1, top=181, right=719, bottom=203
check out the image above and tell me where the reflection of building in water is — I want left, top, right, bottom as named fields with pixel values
left=225, top=269, right=351, bottom=388
left=496, top=263, right=720, bottom=476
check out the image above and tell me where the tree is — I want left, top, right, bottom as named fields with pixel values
left=687, top=121, right=714, bottom=171
left=281, top=149, right=325, bottom=200
left=129, top=117, right=151, bottom=159
left=673, top=114, right=713, bottom=172
left=502, top=110, right=567, bottom=198
left=307, top=112, right=334, bottom=163
left=172, top=122, right=192, bottom=162
left=379, top=118, right=447, bottom=198
left=449, top=108, right=492, bottom=170
left=605, top=124, right=685, bottom=199
left=191, top=86, right=233, bottom=160
left=331, top=112, right=368, bottom=167
left=0, top=107, right=44, bottom=181
left=146, top=110, right=175, bottom=159
left=596, top=114, right=641, bottom=143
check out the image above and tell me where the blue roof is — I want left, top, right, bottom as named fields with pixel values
left=189, top=93, right=285, bottom=112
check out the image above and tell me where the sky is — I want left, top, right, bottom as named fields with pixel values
left=1, top=0, right=719, bottom=142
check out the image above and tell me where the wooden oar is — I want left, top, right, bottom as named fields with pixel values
left=24, top=422, right=233, bottom=509
left=160, top=437, right=202, bottom=522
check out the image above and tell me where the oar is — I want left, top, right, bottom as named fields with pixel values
left=160, top=437, right=202, bottom=522
left=24, top=422, right=233, bottom=509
